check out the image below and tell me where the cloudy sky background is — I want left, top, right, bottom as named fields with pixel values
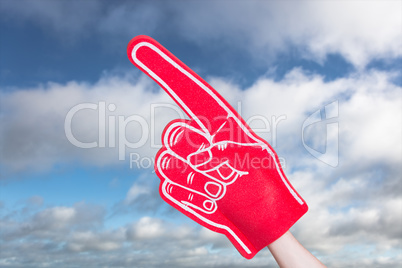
left=0, top=1, right=401, bottom=267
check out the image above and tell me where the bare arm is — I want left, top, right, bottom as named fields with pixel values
left=267, top=231, right=327, bottom=268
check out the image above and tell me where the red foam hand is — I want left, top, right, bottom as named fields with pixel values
left=127, top=35, right=308, bottom=259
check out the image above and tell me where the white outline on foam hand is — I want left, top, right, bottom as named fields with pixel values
left=131, top=41, right=304, bottom=256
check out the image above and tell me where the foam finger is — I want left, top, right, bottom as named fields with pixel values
left=162, top=120, right=211, bottom=160
left=160, top=180, right=217, bottom=214
left=156, top=151, right=225, bottom=199
left=127, top=35, right=237, bottom=134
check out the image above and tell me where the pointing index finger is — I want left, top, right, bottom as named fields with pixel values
left=127, top=35, right=237, bottom=135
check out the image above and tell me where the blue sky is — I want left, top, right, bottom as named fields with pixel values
left=1, top=1, right=401, bottom=267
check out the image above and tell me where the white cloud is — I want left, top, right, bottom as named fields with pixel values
left=0, top=73, right=181, bottom=175
left=1, top=68, right=399, bottom=181
left=1, top=200, right=276, bottom=267
left=169, top=1, right=402, bottom=68
left=33, top=206, right=76, bottom=229
left=0, top=201, right=106, bottom=253
left=212, top=69, right=401, bottom=172
left=67, top=230, right=124, bottom=252
left=124, top=183, right=151, bottom=205
left=1, top=1, right=400, bottom=67
left=295, top=1, right=401, bottom=67
left=127, top=216, right=165, bottom=239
